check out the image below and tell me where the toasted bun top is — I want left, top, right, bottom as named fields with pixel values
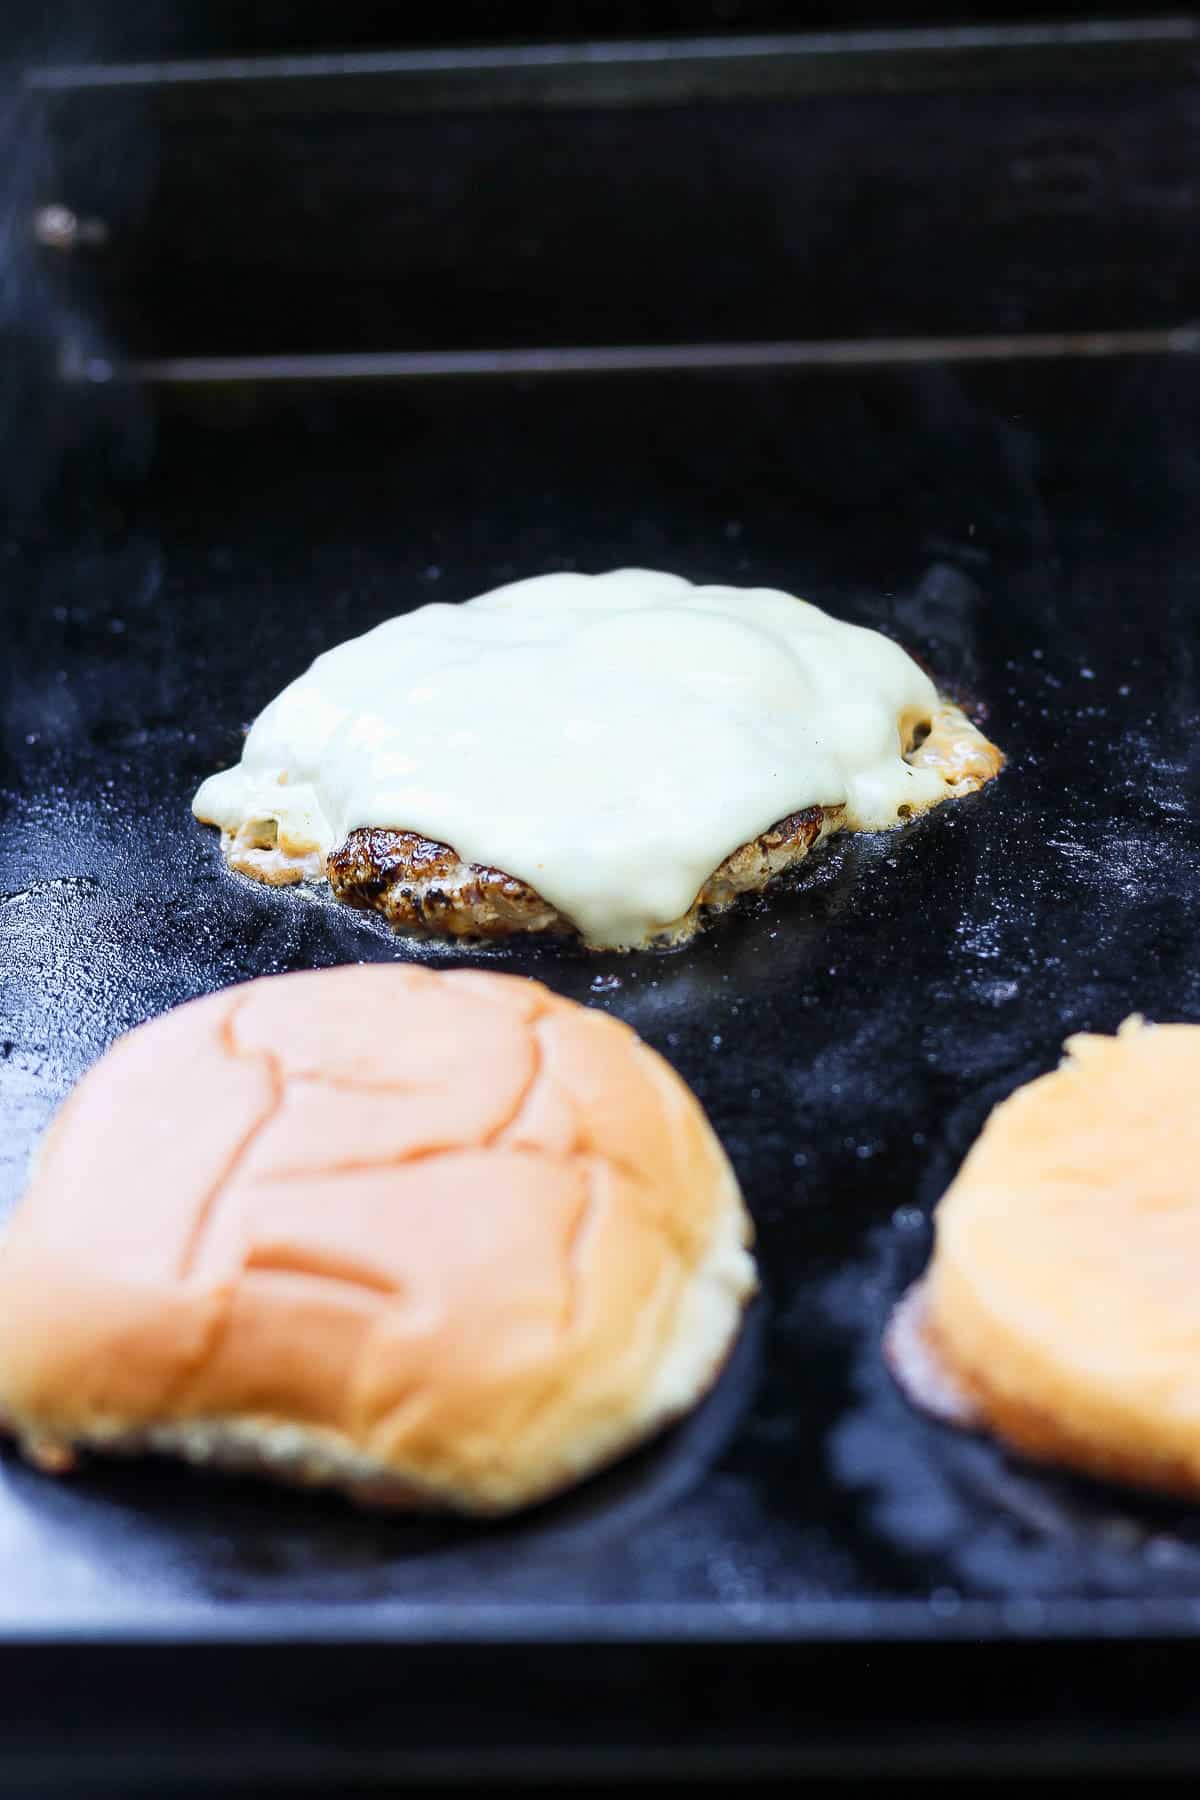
left=923, top=1017, right=1200, bottom=1490
left=0, top=965, right=754, bottom=1512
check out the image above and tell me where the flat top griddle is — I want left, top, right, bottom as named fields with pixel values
left=2, top=352, right=1200, bottom=1782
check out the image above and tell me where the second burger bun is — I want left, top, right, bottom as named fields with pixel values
left=0, top=965, right=756, bottom=1515
left=887, top=1017, right=1200, bottom=1498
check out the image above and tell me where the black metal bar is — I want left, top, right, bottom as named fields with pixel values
left=24, top=17, right=1200, bottom=113
left=65, top=327, right=1200, bottom=387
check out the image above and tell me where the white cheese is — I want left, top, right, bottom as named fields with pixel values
left=193, top=569, right=944, bottom=947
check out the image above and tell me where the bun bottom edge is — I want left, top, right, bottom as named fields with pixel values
left=885, top=1279, right=1200, bottom=1503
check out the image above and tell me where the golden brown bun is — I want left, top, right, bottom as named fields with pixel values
left=0, top=966, right=755, bottom=1514
left=887, top=1018, right=1200, bottom=1498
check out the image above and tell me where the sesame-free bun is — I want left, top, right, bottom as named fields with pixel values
left=887, top=1017, right=1200, bottom=1498
left=0, top=966, right=755, bottom=1514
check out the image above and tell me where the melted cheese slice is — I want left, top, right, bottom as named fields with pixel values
left=193, top=569, right=946, bottom=946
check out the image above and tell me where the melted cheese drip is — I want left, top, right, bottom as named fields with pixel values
left=193, top=569, right=945, bottom=946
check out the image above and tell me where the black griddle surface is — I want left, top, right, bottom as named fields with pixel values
left=2, top=357, right=1200, bottom=1771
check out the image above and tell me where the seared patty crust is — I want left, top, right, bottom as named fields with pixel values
left=218, top=698, right=1001, bottom=948
left=327, top=805, right=841, bottom=947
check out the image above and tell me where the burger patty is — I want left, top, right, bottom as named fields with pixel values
left=220, top=699, right=1002, bottom=949
left=326, top=804, right=842, bottom=948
